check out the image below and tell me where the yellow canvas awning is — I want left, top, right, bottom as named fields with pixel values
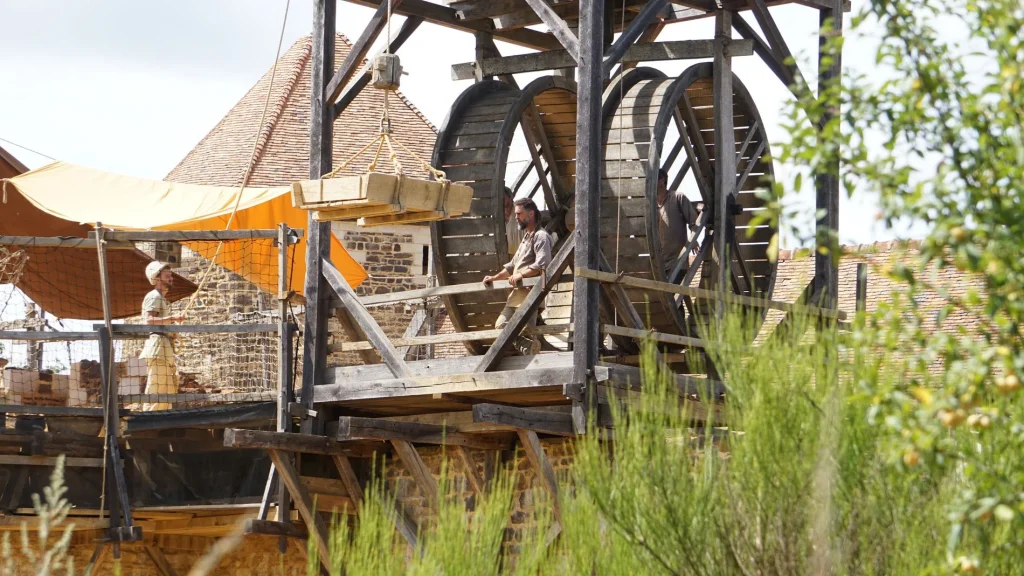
left=3, top=161, right=367, bottom=298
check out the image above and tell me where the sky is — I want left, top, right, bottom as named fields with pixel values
left=0, top=0, right=925, bottom=247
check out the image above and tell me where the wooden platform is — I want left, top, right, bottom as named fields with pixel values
left=315, top=351, right=720, bottom=416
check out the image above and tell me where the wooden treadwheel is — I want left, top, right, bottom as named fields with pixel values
left=430, top=76, right=577, bottom=354
left=602, top=63, right=778, bottom=342
left=431, top=63, right=778, bottom=355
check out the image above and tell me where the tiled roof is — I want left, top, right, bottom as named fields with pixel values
left=166, top=34, right=437, bottom=186
left=767, top=241, right=987, bottom=352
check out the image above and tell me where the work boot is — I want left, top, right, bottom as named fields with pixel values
left=514, top=335, right=540, bottom=356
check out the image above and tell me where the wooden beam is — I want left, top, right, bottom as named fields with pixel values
left=397, top=308, right=429, bottom=359
left=330, top=416, right=510, bottom=450
left=330, top=323, right=570, bottom=352
left=332, top=455, right=364, bottom=507
left=224, top=428, right=360, bottom=457
left=123, top=403, right=276, bottom=435
left=325, top=0, right=402, bottom=105
left=88, top=230, right=284, bottom=242
left=356, top=277, right=541, bottom=306
left=313, top=365, right=601, bottom=404
left=83, top=542, right=110, bottom=576
left=814, top=0, right=843, bottom=308
left=243, top=519, right=308, bottom=539
left=575, top=267, right=846, bottom=319
left=713, top=11, right=736, bottom=301
left=0, top=404, right=106, bottom=417
left=303, top=0, right=336, bottom=437
left=474, top=235, right=576, bottom=373
left=602, top=0, right=667, bottom=76
left=473, top=404, right=575, bottom=437
left=347, top=0, right=560, bottom=51
left=333, top=307, right=381, bottom=365
left=523, top=0, right=580, bottom=60
left=334, top=16, right=423, bottom=119
left=144, top=545, right=179, bottom=576
left=104, top=324, right=278, bottom=335
left=453, top=445, right=486, bottom=495
left=391, top=440, right=439, bottom=505
left=451, top=39, right=753, bottom=79
left=0, top=331, right=98, bottom=342
left=516, top=430, right=561, bottom=520
left=572, top=0, right=605, bottom=434
left=0, top=455, right=105, bottom=468
left=323, top=259, right=412, bottom=378
left=267, top=449, right=331, bottom=569
left=602, top=324, right=709, bottom=350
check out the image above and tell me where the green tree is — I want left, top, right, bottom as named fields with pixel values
left=773, top=0, right=1024, bottom=570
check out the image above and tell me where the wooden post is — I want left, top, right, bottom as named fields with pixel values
left=855, top=262, right=867, bottom=313
left=302, top=0, right=336, bottom=436
left=275, top=223, right=293, bottom=548
left=570, top=0, right=604, bottom=435
left=814, top=0, right=843, bottom=310
left=712, top=11, right=735, bottom=304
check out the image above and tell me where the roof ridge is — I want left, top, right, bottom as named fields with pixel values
left=164, top=37, right=310, bottom=182
left=776, top=238, right=924, bottom=261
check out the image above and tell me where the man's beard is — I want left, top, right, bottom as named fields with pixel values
left=518, top=220, right=529, bottom=230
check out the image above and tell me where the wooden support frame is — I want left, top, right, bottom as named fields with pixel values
left=224, top=428, right=363, bottom=457
left=329, top=416, right=510, bottom=450
left=347, top=0, right=560, bottom=51
left=302, top=0, right=336, bottom=436
left=473, top=404, right=575, bottom=437
left=267, top=449, right=332, bottom=569
left=391, top=440, right=439, bottom=505
left=323, top=259, right=412, bottom=378
left=517, top=429, right=562, bottom=521
left=474, top=235, right=576, bottom=373
left=601, top=0, right=667, bottom=76
left=451, top=39, right=753, bottom=79
left=712, top=10, right=736, bottom=301
left=814, top=0, right=843, bottom=309
left=523, top=0, right=580, bottom=60
left=313, top=364, right=600, bottom=404
left=570, top=0, right=604, bottom=435
left=325, top=0, right=404, bottom=105
left=334, top=16, right=423, bottom=119
left=575, top=267, right=845, bottom=320
left=144, top=545, right=179, bottom=576
left=453, top=445, right=486, bottom=495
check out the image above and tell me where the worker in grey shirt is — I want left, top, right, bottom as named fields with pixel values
left=656, top=168, right=701, bottom=276
left=484, top=198, right=552, bottom=354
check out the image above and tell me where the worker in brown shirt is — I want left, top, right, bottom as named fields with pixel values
left=657, top=168, right=701, bottom=276
left=484, top=198, right=552, bottom=355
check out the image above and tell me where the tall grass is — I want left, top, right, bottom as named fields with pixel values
left=302, top=310, right=964, bottom=574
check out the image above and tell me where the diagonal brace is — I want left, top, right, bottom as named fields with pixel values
left=475, top=235, right=576, bottom=372
left=601, top=0, right=667, bottom=77
left=325, top=0, right=405, bottom=106
left=323, top=259, right=412, bottom=378
left=524, top=0, right=580, bottom=61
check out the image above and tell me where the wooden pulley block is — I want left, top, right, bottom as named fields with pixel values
left=372, top=53, right=404, bottom=90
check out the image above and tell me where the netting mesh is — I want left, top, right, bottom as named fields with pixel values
left=0, top=235, right=296, bottom=413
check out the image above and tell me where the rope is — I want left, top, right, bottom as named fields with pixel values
left=325, top=0, right=448, bottom=185
left=180, top=0, right=291, bottom=315
left=0, top=136, right=56, bottom=161
left=612, top=0, right=627, bottom=331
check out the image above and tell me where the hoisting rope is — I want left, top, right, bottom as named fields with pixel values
left=323, top=0, right=448, bottom=189
left=180, top=0, right=292, bottom=316
left=613, top=0, right=627, bottom=328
